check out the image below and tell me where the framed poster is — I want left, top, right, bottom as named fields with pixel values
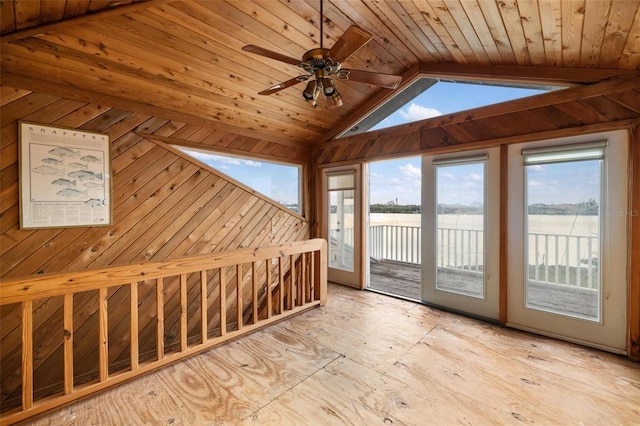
left=19, top=121, right=112, bottom=229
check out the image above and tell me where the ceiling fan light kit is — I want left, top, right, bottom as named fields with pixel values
left=242, top=0, right=401, bottom=108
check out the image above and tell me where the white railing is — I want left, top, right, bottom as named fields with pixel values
left=437, top=227, right=483, bottom=272
left=527, top=232, right=599, bottom=289
left=369, top=225, right=599, bottom=289
left=370, top=225, right=421, bottom=264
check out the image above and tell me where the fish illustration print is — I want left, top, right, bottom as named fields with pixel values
left=68, top=170, right=103, bottom=181
left=32, top=165, right=62, bottom=175
left=48, top=147, right=80, bottom=158
left=68, top=162, right=88, bottom=169
left=41, top=157, right=63, bottom=165
left=84, top=198, right=104, bottom=207
left=80, top=155, right=101, bottom=163
left=56, top=188, right=87, bottom=198
left=51, top=178, right=76, bottom=187
left=82, top=181, right=102, bottom=188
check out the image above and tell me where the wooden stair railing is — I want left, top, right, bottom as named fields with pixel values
left=0, top=239, right=327, bottom=425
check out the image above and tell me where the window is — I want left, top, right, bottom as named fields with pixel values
left=523, top=142, right=606, bottom=321
left=177, top=148, right=302, bottom=214
left=434, top=157, right=486, bottom=298
left=327, top=171, right=355, bottom=272
left=341, top=78, right=559, bottom=137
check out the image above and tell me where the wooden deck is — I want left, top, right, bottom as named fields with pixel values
left=369, top=260, right=598, bottom=318
left=25, top=283, right=639, bottom=425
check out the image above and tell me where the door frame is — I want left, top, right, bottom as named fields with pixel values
left=421, top=147, right=501, bottom=320
left=506, top=130, right=629, bottom=354
left=321, top=164, right=364, bottom=289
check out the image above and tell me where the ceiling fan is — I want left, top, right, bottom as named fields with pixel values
left=242, top=0, right=402, bottom=108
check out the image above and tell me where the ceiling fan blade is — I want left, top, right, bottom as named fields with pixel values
left=258, top=76, right=309, bottom=95
left=242, top=45, right=301, bottom=66
left=329, top=25, right=373, bottom=63
left=338, top=69, right=402, bottom=89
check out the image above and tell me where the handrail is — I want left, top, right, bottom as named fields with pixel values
left=0, top=239, right=327, bottom=425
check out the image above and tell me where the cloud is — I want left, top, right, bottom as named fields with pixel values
left=441, top=172, right=456, bottom=180
left=399, top=163, right=421, bottom=178
left=398, top=102, right=442, bottom=121
left=466, top=172, right=483, bottom=182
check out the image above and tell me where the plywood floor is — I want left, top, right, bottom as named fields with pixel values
left=24, top=284, right=640, bottom=425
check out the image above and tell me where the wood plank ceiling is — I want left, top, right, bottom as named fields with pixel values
left=1, top=0, right=640, bottom=147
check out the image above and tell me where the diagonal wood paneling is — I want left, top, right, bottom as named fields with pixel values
left=2, top=1, right=639, bottom=147
left=0, top=87, right=310, bottom=411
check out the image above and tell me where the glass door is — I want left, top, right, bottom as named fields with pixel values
left=323, top=166, right=362, bottom=288
left=422, top=148, right=500, bottom=319
left=507, top=131, right=629, bottom=353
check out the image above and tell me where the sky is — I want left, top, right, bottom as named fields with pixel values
left=179, top=81, right=599, bottom=208
left=370, top=81, right=549, bottom=205
left=527, top=160, right=600, bottom=205
left=178, top=148, right=301, bottom=208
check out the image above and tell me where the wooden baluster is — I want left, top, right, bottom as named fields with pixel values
left=98, top=287, right=108, bottom=382
left=180, top=274, right=187, bottom=352
left=302, top=252, right=307, bottom=304
left=156, top=277, right=164, bottom=360
left=278, top=257, right=284, bottom=314
left=130, top=283, right=139, bottom=370
left=22, top=300, right=33, bottom=410
left=310, top=251, right=316, bottom=301
left=236, top=264, right=243, bottom=330
left=266, top=260, right=272, bottom=318
left=289, top=254, right=295, bottom=310
left=252, top=261, right=258, bottom=324
left=63, top=294, right=74, bottom=395
left=219, top=267, right=226, bottom=336
left=201, top=270, right=207, bottom=344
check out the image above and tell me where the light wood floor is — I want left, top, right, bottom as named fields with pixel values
left=25, top=284, right=640, bottom=425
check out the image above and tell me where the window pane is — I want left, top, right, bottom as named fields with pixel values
left=525, top=160, right=601, bottom=321
left=177, top=148, right=301, bottom=214
left=343, top=79, right=557, bottom=137
left=435, top=162, right=485, bottom=298
left=329, top=189, right=354, bottom=271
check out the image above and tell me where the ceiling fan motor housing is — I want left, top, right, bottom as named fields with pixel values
left=302, top=48, right=341, bottom=77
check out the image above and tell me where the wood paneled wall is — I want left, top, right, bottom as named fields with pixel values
left=0, top=86, right=311, bottom=410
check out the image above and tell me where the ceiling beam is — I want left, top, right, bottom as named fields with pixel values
left=1, top=0, right=164, bottom=41
left=416, top=63, right=639, bottom=85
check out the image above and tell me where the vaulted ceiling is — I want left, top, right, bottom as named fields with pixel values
left=2, top=0, right=639, bottom=146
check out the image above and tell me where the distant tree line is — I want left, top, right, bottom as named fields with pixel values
left=370, top=200, right=599, bottom=215
left=370, top=204, right=421, bottom=213
left=528, top=199, right=599, bottom=215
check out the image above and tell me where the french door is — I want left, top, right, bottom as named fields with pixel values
left=507, top=131, right=628, bottom=353
left=421, top=148, right=500, bottom=320
left=322, top=166, right=362, bottom=288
